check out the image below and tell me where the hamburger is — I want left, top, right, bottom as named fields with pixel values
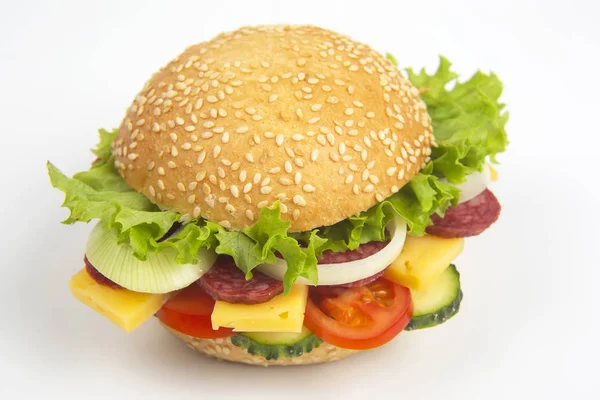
left=47, top=24, right=508, bottom=366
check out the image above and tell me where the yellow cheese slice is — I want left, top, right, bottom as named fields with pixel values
left=211, top=285, right=308, bottom=333
left=68, top=268, right=169, bottom=333
left=489, top=164, right=499, bottom=182
left=384, top=235, right=464, bottom=291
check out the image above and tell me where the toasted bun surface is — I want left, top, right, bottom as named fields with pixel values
left=113, top=25, right=433, bottom=231
left=163, top=324, right=359, bottom=366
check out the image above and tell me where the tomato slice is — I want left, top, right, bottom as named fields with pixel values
left=303, top=278, right=412, bottom=350
left=157, top=284, right=234, bottom=339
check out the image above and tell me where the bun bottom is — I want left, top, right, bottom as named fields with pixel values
left=161, top=323, right=359, bottom=366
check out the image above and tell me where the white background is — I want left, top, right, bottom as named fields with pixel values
left=1, top=0, right=599, bottom=398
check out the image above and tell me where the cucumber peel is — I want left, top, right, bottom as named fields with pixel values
left=231, top=327, right=323, bottom=360
left=405, top=264, right=463, bottom=330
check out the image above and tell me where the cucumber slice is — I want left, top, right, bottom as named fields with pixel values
left=231, top=327, right=323, bottom=360
left=86, top=221, right=216, bottom=294
left=405, top=264, right=463, bottom=330
left=242, top=326, right=313, bottom=345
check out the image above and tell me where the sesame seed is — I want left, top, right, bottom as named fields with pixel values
left=293, top=209, right=300, bottom=220
left=157, top=180, right=165, bottom=190
left=311, top=149, right=319, bottom=161
left=353, top=184, right=360, bottom=195
left=193, top=207, right=201, bottom=218
left=197, top=151, right=206, bottom=164
left=260, top=186, right=273, bottom=194
left=194, top=98, right=203, bottom=110
left=196, top=171, right=206, bottom=181
left=245, top=153, right=254, bottom=162
left=243, top=183, right=252, bottom=193
left=344, top=108, right=354, bottom=115
left=308, top=117, right=320, bottom=124
left=285, top=147, right=295, bottom=158
left=303, top=184, right=315, bottom=193
left=202, top=183, right=211, bottom=194
left=147, top=161, right=155, bottom=170
left=295, top=172, right=302, bottom=184
left=188, top=181, right=198, bottom=190
left=149, top=186, right=156, bottom=197
left=245, top=210, right=254, bottom=221
left=127, top=153, right=138, bottom=160
left=397, top=169, right=405, bottom=180
left=236, top=126, right=249, bottom=134
left=269, top=94, right=278, bottom=102
left=311, top=104, right=323, bottom=111
left=261, top=177, right=271, bottom=187
left=285, top=161, right=293, bottom=173
left=293, top=194, right=307, bottom=206
left=213, top=145, right=221, bottom=158
left=330, top=152, right=340, bottom=162
left=269, top=167, right=281, bottom=174
left=345, top=175, right=354, bottom=184
left=292, top=133, right=304, bottom=141
left=327, top=134, right=335, bottom=145
left=369, top=175, right=380, bottom=184
left=167, top=161, right=176, bottom=168
left=225, top=204, right=236, bottom=215
left=276, top=134, right=284, bottom=146
left=253, top=173, right=262, bottom=184
left=257, top=200, right=268, bottom=208
left=364, top=184, right=375, bottom=193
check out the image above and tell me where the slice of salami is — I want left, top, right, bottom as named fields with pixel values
left=319, top=241, right=389, bottom=288
left=84, top=255, right=123, bottom=290
left=426, top=189, right=501, bottom=238
left=199, top=256, right=284, bottom=304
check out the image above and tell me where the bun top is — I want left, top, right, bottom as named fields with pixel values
left=113, top=25, right=433, bottom=232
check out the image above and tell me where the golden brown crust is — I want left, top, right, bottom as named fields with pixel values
left=162, top=324, right=359, bottom=366
left=113, top=24, right=433, bottom=231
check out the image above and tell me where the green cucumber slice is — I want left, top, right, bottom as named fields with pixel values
left=85, top=221, right=216, bottom=294
left=405, top=264, right=463, bottom=330
left=231, top=327, right=323, bottom=360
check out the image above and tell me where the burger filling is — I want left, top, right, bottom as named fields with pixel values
left=48, top=55, right=508, bottom=356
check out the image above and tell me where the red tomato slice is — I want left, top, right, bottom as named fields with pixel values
left=303, top=278, right=412, bottom=350
left=157, top=284, right=234, bottom=339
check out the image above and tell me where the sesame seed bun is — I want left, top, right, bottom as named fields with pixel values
left=162, top=323, right=359, bottom=367
left=113, top=24, right=433, bottom=232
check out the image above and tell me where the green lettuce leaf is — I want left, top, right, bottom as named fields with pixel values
left=48, top=55, right=508, bottom=292
left=406, top=56, right=509, bottom=183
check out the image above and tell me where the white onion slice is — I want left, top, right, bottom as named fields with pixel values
left=86, top=222, right=216, bottom=294
left=257, top=215, right=407, bottom=286
left=445, top=164, right=492, bottom=204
